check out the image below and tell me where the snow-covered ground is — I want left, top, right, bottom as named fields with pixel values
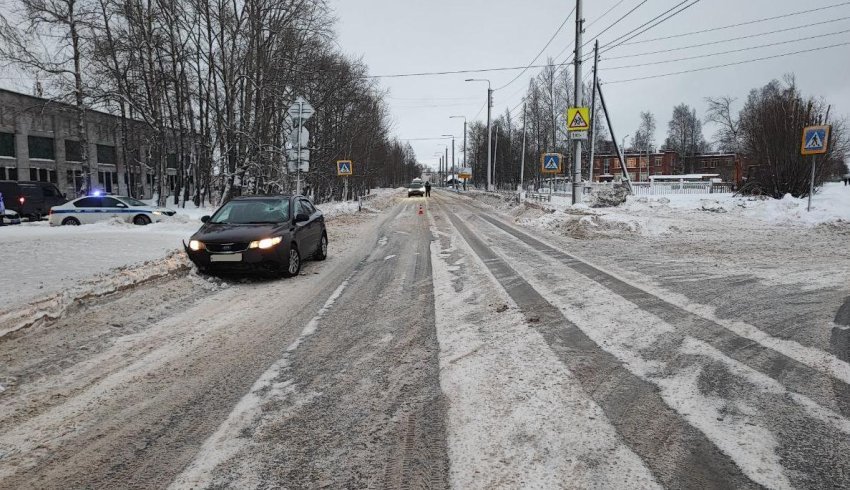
left=509, top=182, right=850, bottom=239
left=0, top=188, right=402, bottom=316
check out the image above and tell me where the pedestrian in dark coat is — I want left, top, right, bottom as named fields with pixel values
left=425, top=181, right=432, bottom=197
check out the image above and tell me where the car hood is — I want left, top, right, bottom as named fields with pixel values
left=192, top=223, right=287, bottom=242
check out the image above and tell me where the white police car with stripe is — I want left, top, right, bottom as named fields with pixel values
left=49, top=194, right=176, bottom=226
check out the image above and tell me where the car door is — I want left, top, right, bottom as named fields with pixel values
left=101, top=196, right=128, bottom=221
left=41, top=183, right=66, bottom=209
left=73, top=196, right=103, bottom=224
left=299, top=198, right=322, bottom=252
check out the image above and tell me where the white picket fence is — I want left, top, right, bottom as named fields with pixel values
left=627, top=182, right=733, bottom=196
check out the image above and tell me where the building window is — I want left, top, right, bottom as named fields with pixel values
left=0, top=132, right=14, bottom=157
left=97, top=144, right=116, bottom=164
left=603, top=159, right=610, bottom=174
left=65, top=140, right=83, bottom=162
left=167, top=153, right=178, bottom=169
left=655, top=156, right=662, bottom=167
left=627, top=157, right=636, bottom=167
left=28, top=135, right=55, bottom=160
left=97, top=170, right=118, bottom=193
left=30, top=168, right=56, bottom=183
left=66, top=169, right=84, bottom=194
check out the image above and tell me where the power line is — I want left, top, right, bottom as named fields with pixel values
left=494, top=6, right=576, bottom=91
left=585, top=0, right=629, bottom=30
left=551, top=0, right=646, bottom=64
left=580, top=0, right=648, bottom=51
left=620, top=0, right=850, bottom=46
left=602, top=40, right=850, bottom=84
left=604, top=16, right=850, bottom=59
left=602, top=28, right=850, bottom=70
left=596, top=0, right=701, bottom=56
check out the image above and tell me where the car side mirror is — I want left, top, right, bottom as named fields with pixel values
left=200, top=215, right=211, bottom=223
left=294, top=213, right=309, bottom=223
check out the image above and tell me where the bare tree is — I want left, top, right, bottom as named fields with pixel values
left=0, top=0, right=96, bottom=192
left=705, top=95, right=740, bottom=153
left=738, top=76, right=846, bottom=198
left=665, top=103, right=707, bottom=173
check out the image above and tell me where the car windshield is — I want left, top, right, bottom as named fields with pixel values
left=117, top=197, right=147, bottom=207
left=209, top=199, right=289, bottom=224
left=410, top=183, right=424, bottom=188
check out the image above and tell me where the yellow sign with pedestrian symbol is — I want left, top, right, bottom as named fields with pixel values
left=567, top=107, right=590, bottom=131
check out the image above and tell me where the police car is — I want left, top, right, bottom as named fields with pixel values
left=48, top=194, right=176, bottom=226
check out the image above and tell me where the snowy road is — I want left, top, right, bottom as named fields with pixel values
left=1, top=189, right=849, bottom=488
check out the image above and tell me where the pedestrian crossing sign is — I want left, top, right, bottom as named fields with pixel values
left=541, top=153, right=562, bottom=174
left=801, top=125, right=830, bottom=155
left=337, top=160, right=353, bottom=176
left=567, top=107, right=590, bottom=131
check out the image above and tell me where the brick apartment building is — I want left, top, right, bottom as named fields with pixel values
left=592, top=149, right=748, bottom=183
left=0, top=88, right=188, bottom=199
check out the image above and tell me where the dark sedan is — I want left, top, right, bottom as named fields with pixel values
left=185, top=195, right=327, bottom=277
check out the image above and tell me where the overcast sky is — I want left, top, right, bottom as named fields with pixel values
left=331, top=0, right=850, bottom=168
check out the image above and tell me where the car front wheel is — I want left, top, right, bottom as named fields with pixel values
left=283, top=245, right=301, bottom=277
left=133, top=214, right=151, bottom=226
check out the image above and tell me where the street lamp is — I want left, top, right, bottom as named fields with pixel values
left=465, top=79, right=492, bottom=191
left=442, top=135, right=456, bottom=189
left=450, top=116, right=467, bottom=190
left=436, top=143, right=448, bottom=187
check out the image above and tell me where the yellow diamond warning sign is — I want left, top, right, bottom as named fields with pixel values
left=567, top=107, right=590, bottom=131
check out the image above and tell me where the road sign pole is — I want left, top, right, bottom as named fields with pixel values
left=572, top=0, right=584, bottom=205
left=296, top=101, right=303, bottom=195
left=808, top=155, right=816, bottom=212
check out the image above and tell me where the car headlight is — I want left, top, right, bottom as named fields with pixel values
left=249, top=236, right=283, bottom=249
left=189, top=240, right=204, bottom=251
left=153, top=211, right=163, bottom=216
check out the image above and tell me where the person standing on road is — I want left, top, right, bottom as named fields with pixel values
left=425, top=181, right=432, bottom=197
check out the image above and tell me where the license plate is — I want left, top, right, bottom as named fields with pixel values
left=210, top=253, right=242, bottom=262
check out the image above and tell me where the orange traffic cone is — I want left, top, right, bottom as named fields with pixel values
left=418, top=204, right=424, bottom=215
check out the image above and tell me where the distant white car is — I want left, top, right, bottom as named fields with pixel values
left=49, top=195, right=176, bottom=226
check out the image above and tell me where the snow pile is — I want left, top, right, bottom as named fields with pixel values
left=0, top=220, right=199, bottom=309
left=0, top=252, right=190, bottom=338
left=316, top=188, right=404, bottom=218
left=515, top=206, right=650, bottom=240
left=623, top=182, right=850, bottom=226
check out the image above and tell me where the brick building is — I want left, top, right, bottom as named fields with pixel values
left=592, top=149, right=748, bottom=184
left=592, top=150, right=678, bottom=182
left=0, top=88, right=189, bottom=199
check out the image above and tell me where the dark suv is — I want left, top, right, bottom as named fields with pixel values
left=185, top=195, right=327, bottom=277
left=0, top=181, right=67, bottom=220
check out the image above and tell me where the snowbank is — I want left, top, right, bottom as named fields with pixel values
left=0, top=210, right=203, bottom=311
left=623, top=182, right=850, bottom=226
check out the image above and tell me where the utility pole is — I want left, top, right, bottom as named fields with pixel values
left=519, top=101, right=527, bottom=201
left=445, top=146, right=449, bottom=187
left=493, top=125, right=499, bottom=190
left=466, top=79, right=493, bottom=190
left=571, top=0, right=584, bottom=204
left=452, top=137, right=456, bottom=189
left=588, top=40, right=599, bottom=184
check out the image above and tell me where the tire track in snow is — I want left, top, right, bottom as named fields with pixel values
left=434, top=198, right=756, bottom=489
left=470, top=211, right=850, bottom=488
left=477, top=213, right=850, bottom=419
